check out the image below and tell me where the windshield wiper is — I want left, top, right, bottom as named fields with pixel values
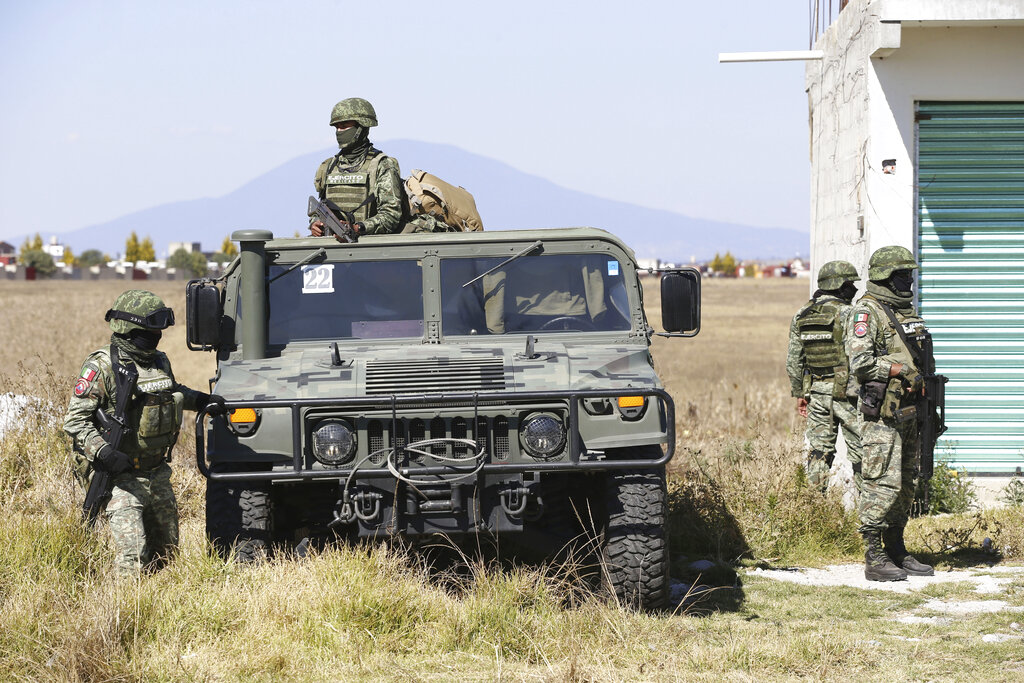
left=268, top=248, right=327, bottom=284
left=461, top=240, right=543, bottom=288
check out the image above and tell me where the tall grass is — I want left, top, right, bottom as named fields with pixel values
left=3, top=278, right=1023, bottom=679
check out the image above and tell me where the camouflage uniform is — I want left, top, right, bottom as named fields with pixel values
left=786, top=261, right=862, bottom=493
left=847, top=246, right=935, bottom=581
left=847, top=292, right=928, bottom=533
left=63, top=291, right=208, bottom=575
left=312, top=97, right=403, bottom=235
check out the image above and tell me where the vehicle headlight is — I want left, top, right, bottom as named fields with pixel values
left=520, top=413, right=566, bottom=458
left=311, top=420, right=356, bottom=466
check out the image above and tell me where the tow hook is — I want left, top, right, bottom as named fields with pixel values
left=499, top=486, right=531, bottom=517
left=353, top=490, right=382, bottom=522
left=329, top=489, right=383, bottom=527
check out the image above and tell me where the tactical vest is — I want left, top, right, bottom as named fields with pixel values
left=321, top=150, right=385, bottom=223
left=107, top=350, right=183, bottom=469
left=796, top=297, right=849, bottom=398
left=862, top=296, right=931, bottom=375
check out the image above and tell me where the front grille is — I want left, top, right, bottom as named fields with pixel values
left=365, top=415, right=512, bottom=462
left=365, top=358, right=507, bottom=395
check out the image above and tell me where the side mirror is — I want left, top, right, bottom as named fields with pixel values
left=186, top=279, right=223, bottom=350
left=660, top=268, right=701, bottom=337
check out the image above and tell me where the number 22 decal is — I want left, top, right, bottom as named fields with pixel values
left=301, top=264, right=335, bottom=293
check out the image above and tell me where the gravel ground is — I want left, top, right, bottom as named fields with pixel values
left=748, top=563, right=1024, bottom=595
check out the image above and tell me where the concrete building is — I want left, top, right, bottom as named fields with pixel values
left=807, top=0, right=1024, bottom=473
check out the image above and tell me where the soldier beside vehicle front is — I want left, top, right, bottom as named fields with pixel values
left=63, top=290, right=225, bottom=577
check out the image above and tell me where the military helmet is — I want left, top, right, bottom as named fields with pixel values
left=868, top=245, right=918, bottom=281
left=105, top=290, right=175, bottom=335
left=329, top=98, right=378, bottom=128
left=817, top=260, right=860, bottom=290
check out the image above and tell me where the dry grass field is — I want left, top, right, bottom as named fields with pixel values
left=2, top=277, right=1023, bottom=681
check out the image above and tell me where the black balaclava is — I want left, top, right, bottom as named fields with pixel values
left=837, top=280, right=859, bottom=303
left=889, top=269, right=914, bottom=297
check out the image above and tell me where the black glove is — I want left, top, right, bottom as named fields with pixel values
left=95, top=444, right=133, bottom=474
left=198, top=393, right=228, bottom=416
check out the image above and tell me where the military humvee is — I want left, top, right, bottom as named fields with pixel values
left=186, top=227, right=699, bottom=610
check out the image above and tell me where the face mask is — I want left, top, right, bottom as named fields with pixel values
left=889, top=270, right=914, bottom=296
left=336, top=125, right=364, bottom=151
left=837, top=281, right=858, bottom=303
left=128, top=328, right=162, bottom=351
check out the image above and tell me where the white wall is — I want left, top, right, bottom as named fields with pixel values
left=807, top=0, right=1024, bottom=286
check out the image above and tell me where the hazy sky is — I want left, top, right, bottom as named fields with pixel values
left=0, top=0, right=812, bottom=244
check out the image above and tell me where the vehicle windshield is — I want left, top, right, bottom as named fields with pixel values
left=265, top=259, right=424, bottom=343
left=440, top=253, right=632, bottom=335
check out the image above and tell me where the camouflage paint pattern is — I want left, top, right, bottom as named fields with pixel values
left=847, top=292, right=929, bottom=532
left=206, top=228, right=671, bottom=468
left=105, top=463, right=179, bottom=575
left=313, top=152, right=403, bottom=234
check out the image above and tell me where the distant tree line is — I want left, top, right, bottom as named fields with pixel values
left=14, top=231, right=239, bottom=279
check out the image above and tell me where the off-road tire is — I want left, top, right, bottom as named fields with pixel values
left=206, top=478, right=272, bottom=563
left=601, top=466, right=669, bottom=611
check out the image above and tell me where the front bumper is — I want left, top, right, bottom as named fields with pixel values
left=195, top=388, right=674, bottom=482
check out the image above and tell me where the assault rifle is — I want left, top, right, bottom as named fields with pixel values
left=82, top=352, right=138, bottom=525
left=880, top=304, right=949, bottom=504
left=307, top=196, right=357, bottom=243
left=916, top=333, right=949, bottom=484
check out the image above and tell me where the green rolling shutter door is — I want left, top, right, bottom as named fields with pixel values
left=917, top=102, right=1024, bottom=473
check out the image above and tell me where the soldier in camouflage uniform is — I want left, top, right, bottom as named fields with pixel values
left=64, top=290, right=224, bottom=576
left=309, top=98, right=405, bottom=238
left=847, top=246, right=934, bottom=582
left=786, top=260, right=862, bottom=493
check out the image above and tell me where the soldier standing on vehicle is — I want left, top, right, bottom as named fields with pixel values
left=847, top=246, right=935, bottom=582
left=309, top=97, right=404, bottom=239
left=786, top=260, right=863, bottom=494
left=64, top=290, right=224, bottom=576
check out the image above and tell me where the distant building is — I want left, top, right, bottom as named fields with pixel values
left=806, top=0, right=1024, bottom=472
left=0, top=241, right=14, bottom=266
left=42, top=235, right=65, bottom=262
left=168, top=241, right=202, bottom=255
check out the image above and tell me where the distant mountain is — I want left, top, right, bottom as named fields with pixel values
left=50, top=141, right=808, bottom=261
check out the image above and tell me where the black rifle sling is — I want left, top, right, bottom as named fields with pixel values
left=880, top=302, right=923, bottom=366
left=108, top=344, right=140, bottom=438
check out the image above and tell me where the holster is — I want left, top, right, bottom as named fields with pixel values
left=858, top=380, right=887, bottom=418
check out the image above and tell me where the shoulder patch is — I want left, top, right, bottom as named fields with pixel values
left=855, top=312, right=869, bottom=324
left=854, top=321, right=869, bottom=337
left=74, top=362, right=99, bottom=397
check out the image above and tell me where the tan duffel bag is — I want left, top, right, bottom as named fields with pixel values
left=404, top=170, right=484, bottom=232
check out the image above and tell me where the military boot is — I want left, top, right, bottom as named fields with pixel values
left=882, top=526, right=934, bottom=576
left=863, top=530, right=907, bottom=582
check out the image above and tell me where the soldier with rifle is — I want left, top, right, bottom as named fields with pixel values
left=847, top=246, right=948, bottom=582
left=308, top=97, right=404, bottom=240
left=64, top=290, right=225, bottom=576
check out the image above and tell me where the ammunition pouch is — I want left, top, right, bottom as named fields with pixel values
left=831, top=364, right=849, bottom=400
left=858, top=380, right=887, bottom=418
